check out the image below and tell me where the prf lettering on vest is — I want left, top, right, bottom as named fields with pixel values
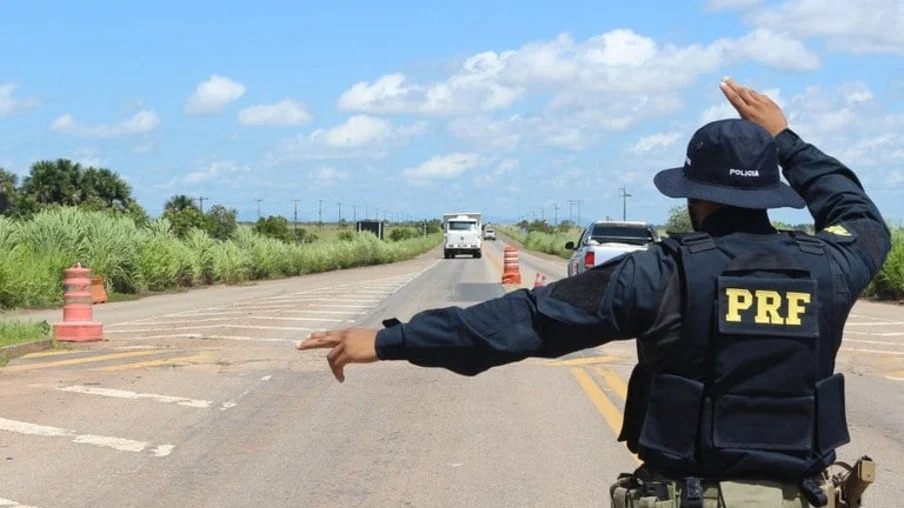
left=724, top=288, right=812, bottom=326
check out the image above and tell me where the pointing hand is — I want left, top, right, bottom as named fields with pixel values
left=297, top=328, right=379, bottom=382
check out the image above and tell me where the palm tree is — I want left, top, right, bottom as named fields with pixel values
left=164, top=194, right=199, bottom=213
left=21, top=159, right=83, bottom=206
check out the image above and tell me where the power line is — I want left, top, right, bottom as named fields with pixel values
left=292, top=199, right=300, bottom=241
left=618, top=186, right=631, bottom=221
left=318, top=200, right=323, bottom=229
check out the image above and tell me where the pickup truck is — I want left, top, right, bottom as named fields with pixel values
left=565, top=221, right=660, bottom=277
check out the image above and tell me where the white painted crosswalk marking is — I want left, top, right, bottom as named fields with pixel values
left=0, top=417, right=173, bottom=456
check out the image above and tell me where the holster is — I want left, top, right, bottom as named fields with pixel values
left=830, top=456, right=877, bottom=508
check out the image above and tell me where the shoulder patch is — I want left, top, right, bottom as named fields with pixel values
left=824, top=224, right=852, bottom=237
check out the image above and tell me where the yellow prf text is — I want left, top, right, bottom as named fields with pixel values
left=725, top=288, right=811, bottom=325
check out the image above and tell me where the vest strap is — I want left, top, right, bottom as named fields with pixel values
left=793, top=233, right=825, bottom=255
left=677, top=232, right=716, bottom=253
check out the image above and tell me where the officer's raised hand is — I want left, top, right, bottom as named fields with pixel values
left=296, top=328, right=379, bottom=382
left=720, top=77, right=787, bottom=137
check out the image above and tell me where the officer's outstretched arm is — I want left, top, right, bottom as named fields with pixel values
left=369, top=249, right=670, bottom=377
left=721, top=78, right=891, bottom=288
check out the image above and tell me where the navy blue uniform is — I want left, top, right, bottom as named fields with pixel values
left=376, top=129, right=889, bottom=375
left=375, top=128, right=890, bottom=482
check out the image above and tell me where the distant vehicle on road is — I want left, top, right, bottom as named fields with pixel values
left=443, top=212, right=482, bottom=259
left=565, top=221, right=660, bottom=276
left=483, top=227, right=496, bottom=241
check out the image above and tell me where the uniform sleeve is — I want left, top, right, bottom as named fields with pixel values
left=776, top=129, right=891, bottom=294
left=375, top=248, right=674, bottom=376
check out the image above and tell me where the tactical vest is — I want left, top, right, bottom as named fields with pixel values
left=619, top=231, right=850, bottom=481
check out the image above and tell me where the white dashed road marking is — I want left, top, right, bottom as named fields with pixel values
left=0, top=417, right=173, bottom=456
left=36, top=385, right=213, bottom=408
left=0, top=496, right=40, bottom=508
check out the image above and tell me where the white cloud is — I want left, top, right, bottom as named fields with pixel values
left=699, top=87, right=783, bottom=124
left=134, top=140, right=158, bottom=155
left=238, top=99, right=313, bottom=126
left=338, top=28, right=816, bottom=126
left=264, top=116, right=426, bottom=163
left=403, top=153, right=480, bottom=180
left=316, top=115, right=394, bottom=148
left=50, top=110, right=160, bottom=138
left=730, top=29, right=820, bottom=71
left=707, top=0, right=763, bottom=10
left=757, top=82, right=904, bottom=182
left=314, top=167, right=350, bottom=187
left=338, top=53, right=524, bottom=116
left=474, top=159, right=519, bottom=188
left=747, top=0, right=904, bottom=54
left=700, top=103, right=739, bottom=124
left=174, top=160, right=249, bottom=187
left=0, top=83, right=38, bottom=116
left=184, top=75, right=246, bottom=116
left=633, top=132, right=682, bottom=153
left=70, top=147, right=105, bottom=168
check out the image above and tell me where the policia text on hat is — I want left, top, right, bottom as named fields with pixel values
left=298, top=78, right=891, bottom=507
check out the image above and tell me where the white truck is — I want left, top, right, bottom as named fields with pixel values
left=443, top=212, right=482, bottom=259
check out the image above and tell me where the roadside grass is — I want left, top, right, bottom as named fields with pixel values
left=0, top=208, right=442, bottom=310
left=496, top=226, right=577, bottom=259
left=0, top=320, right=52, bottom=349
left=866, top=227, right=904, bottom=301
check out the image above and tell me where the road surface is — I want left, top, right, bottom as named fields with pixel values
left=0, top=240, right=901, bottom=507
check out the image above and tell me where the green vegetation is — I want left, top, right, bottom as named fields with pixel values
left=496, top=223, right=578, bottom=260
left=0, top=207, right=441, bottom=310
left=866, top=227, right=904, bottom=300
left=664, top=206, right=693, bottom=234
left=0, top=320, right=51, bottom=348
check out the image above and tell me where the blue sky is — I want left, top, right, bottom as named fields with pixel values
left=2, top=0, right=903, bottom=225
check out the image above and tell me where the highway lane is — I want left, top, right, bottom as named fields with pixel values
left=0, top=246, right=636, bottom=507
left=1, top=240, right=900, bottom=507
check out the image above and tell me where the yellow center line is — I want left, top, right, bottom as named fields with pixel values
left=20, top=349, right=75, bottom=359
left=594, top=366, right=628, bottom=400
left=548, top=356, right=616, bottom=367
left=4, top=350, right=162, bottom=372
left=570, top=367, right=640, bottom=465
left=91, top=353, right=213, bottom=372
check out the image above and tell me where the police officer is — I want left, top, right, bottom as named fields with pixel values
left=298, top=78, right=891, bottom=507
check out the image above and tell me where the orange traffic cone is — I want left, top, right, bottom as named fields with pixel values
left=501, top=247, right=522, bottom=285
left=533, top=273, right=545, bottom=288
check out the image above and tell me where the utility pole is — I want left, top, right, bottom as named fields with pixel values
left=254, top=199, right=263, bottom=220
left=568, top=199, right=577, bottom=223
left=338, top=202, right=343, bottom=226
left=353, top=204, right=357, bottom=224
left=292, top=199, right=300, bottom=240
left=576, top=200, right=583, bottom=225
left=540, top=208, right=546, bottom=221
left=375, top=208, right=380, bottom=222
left=619, top=186, right=631, bottom=221
left=553, top=202, right=560, bottom=226
left=365, top=205, right=369, bottom=220
left=197, top=196, right=208, bottom=214
left=318, top=200, right=323, bottom=229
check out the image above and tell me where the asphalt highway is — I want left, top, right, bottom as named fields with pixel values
left=0, top=240, right=901, bottom=507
